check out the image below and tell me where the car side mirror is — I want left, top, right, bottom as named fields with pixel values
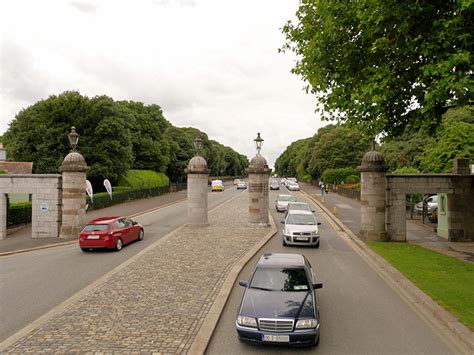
left=312, top=283, right=323, bottom=289
left=280, top=221, right=285, bottom=224
left=239, top=280, right=248, bottom=287
left=132, top=220, right=138, bottom=225
left=317, top=222, right=321, bottom=226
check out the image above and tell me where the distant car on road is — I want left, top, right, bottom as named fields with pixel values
left=79, top=216, right=144, bottom=252
left=270, top=180, right=280, bottom=190
left=233, top=179, right=241, bottom=185
left=281, top=210, right=321, bottom=248
left=237, top=181, right=247, bottom=190
left=287, top=182, right=300, bottom=191
left=236, top=253, right=322, bottom=347
left=275, top=194, right=296, bottom=212
left=211, top=180, right=225, bottom=192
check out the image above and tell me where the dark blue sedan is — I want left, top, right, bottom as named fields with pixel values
left=236, top=253, right=323, bottom=347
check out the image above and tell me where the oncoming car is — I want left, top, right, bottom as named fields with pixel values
left=211, top=180, right=225, bottom=192
left=236, top=253, right=323, bottom=347
left=237, top=181, right=247, bottom=190
left=282, top=210, right=321, bottom=248
left=275, top=194, right=296, bottom=212
left=79, top=216, right=144, bottom=252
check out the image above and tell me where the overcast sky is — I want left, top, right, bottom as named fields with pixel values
left=0, top=0, right=326, bottom=168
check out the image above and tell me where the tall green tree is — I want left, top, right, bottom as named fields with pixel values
left=282, top=0, right=473, bottom=136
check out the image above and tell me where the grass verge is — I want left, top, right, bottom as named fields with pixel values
left=367, top=242, right=474, bottom=331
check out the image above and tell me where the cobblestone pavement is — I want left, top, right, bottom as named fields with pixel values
left=4, top=193, right=271, bottom=354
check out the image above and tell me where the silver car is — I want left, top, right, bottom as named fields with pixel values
left=281, top=210, right=321, bottom=248
left=287, top=182, right=300, bottom=191
left=275, top=194, right=296, bottom=212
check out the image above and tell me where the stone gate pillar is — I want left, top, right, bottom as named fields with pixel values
left=186, top=155, right=209, bottom=225
left=359, top=150, right=388, bottom=241
left=246, top=155, right=270, bottom=225
left=59, top=127, right=89, bottom=240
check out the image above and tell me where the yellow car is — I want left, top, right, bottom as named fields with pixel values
left=212, top=180, right=225, bottom=192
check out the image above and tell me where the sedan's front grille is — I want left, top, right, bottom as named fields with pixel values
left=258, top=318, right=294, bottom=332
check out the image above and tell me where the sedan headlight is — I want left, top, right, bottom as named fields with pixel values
left=295, top=318, right=318, bottom=329
left=311, top=231, right=319, bottom=236
left=237, top=316, right=257, bottom=328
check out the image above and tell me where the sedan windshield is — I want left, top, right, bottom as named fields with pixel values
left=286, top=214, right=316, bottom=225
left=82, top=224, right=109, bottom=232
left=279, top=196, right=295, bottom=202
left=250, top=267, right=309, bottom=292
left=289, top=204, right=311, bottom=212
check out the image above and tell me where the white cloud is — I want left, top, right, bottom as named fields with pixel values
left=0, top=0, right=326, bottom=167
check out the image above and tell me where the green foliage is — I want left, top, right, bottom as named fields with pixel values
left=381, top=106, right=473, bottom=173
left=7, top=202, right=32, bottom=226
left=321, top=167, right=359, bottom=184
left=86, top=186, right=170, bottom=211
left=117, top=170, right=169, bottom=189
left=0, top=169, right=7, bottom=174
left=282, top=1, right=473, bottom=136
left=368, top=242, right=474, bottom=330
left=345, top=175, right=360, bottom=184
left=391, top=167, right=420, bottom=174
left=3, top=91, right=247, bottom=190
left=275, top=125, right=369, bottom=180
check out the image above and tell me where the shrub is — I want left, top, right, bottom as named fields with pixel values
left=0, top=169, right=7, bottom=174
left=321, top=167, right=359, bottom=184
left=117, top=170, right=169, bottom=189
left=7, top=202, right=32, bottom=226
left=391, top=167, right=420, bottom=174
left=346, top=175, right=360, bottom=183
left=86, top=186, right=170, bottom=210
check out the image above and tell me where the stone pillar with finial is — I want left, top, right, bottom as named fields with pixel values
left=359, top=141, right=388, bottom=241
left=186, top=137, right=209, bottom=225
left=246, top=133, right=271, bottom=225
left=59, top=127, right=89, bottom=240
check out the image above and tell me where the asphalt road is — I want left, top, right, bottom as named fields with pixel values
left=206, top=187, right=458, bottom=354
left=0, top=186, right=241, bottom=342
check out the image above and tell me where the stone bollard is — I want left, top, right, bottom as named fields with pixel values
left=359, top=150, right=388, bottom=241
left=186, top=156, right=209, bottom=225
left=246, top=155, right=270, bottom=225
left=59, top=152, right=89, bottom=240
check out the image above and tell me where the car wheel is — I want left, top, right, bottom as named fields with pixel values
left=314, top=240, right=320, bottom=249
left=138, top=229, right=144, bottom=241
left=282, top=238, right=287, bottom=246
left=81, top=247, right=89, bottom=252
left=115, top=238, right=123, bottom=251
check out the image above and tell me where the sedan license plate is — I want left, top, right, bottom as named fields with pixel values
left=262, top=334, right=289, bottom=343
left=87, top=235, right=99, bottom=239
left=295, top=236, right=309, bottom=241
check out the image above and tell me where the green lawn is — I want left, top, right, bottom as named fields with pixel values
left=367, top=242, right=474, bottom=331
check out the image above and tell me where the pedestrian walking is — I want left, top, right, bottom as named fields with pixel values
left=320, top=183, right=325, bottom=195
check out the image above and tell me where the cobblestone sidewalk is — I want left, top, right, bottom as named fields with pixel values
left=3, top=193, right=272, bottom=354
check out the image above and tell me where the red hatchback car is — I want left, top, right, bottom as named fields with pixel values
left=79, top=216, right=144, bottom=252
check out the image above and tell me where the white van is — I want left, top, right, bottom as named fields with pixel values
left=211, top=180, right=225, bottom=192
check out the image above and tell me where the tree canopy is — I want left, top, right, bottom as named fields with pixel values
left=275, top=124, right=370, bottom=180
left=3, top=91, right=248, bottom=189
left=282, top=0, right=473, bottom=136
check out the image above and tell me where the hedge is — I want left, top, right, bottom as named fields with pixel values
left=322, top=167, right=359, bottom=184
left=117, top=170, right=169, bottom=189
left=86, top=185, right=170, bottom=210
left=7, top=202, right=32, bottom=227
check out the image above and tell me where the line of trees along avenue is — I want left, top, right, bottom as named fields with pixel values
left=2, top=91, right=248, bottom=190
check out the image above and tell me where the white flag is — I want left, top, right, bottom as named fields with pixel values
left=104, top=179, right=113, bottom=200
left=86, top=180, right=93, bottom=203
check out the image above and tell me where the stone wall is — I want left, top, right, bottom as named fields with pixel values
left=386, top=174, right=473, bottom=241
left=0, top=174, right=62, bottom=239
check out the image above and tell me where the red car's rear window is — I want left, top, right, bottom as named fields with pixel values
left=82, top=224, right=110, bottom=232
